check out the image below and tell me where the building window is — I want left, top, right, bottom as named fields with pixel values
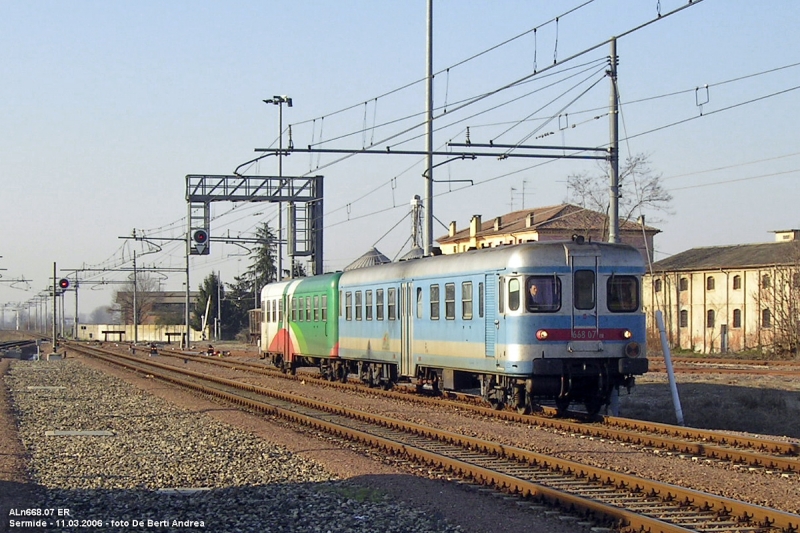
left=762, top=308, right=772, bottom=328
left=654, top=279, right=662, bottom=292
left=462, top=281, right=473, bottom=320
left=733, top=308, right=741, bottom=328
left=707, top=309, right=715, bottom=328
left=733, top=275, right=741, bottom=290
left=430, top=285, right=440, bottom=320
left=706, top=276, right=715, bottom=291
left=679, top=309, right=688, bottom=328
left=679, top=277, right=688, bottom=291
left=445, top=283, right=456, bottom=320
left=762, top=274, right=771, bottom=289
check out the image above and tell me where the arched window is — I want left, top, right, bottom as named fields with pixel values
left=654, top=279, right=662, bottom=292
left=762, top=308, right=772, bottom=328
left=679, top=309, right=688, bottom=328
left=706, top=276, right=715, bottom=291
left=679, top=277, right=688, bottom=291
left=761, top=274, right=771, bottom=289
left=732, top=275, right=741, bottom=290
left=732, top=309, right=742, bottom=328
left=707, top=309, right=715, bottom=328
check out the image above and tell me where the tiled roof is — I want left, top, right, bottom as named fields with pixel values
left=437, top=203, right=659, bottom=244
left=652, top=241, right=800, bottom=272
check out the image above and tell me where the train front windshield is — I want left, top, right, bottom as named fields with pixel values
left=526, top=276, right=561, bottom=312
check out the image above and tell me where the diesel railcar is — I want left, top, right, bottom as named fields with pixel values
left=260, top=238, right=647, bottom=415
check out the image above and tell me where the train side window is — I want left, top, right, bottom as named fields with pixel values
left=376, top=289, right=384, bottom=320
left=366, top=290, right=373, bottom=320
left=273, top=300, right=277, bottom=323
left=305, top=296, right=311, bottom=321
left=279, top=299, right=284, bottom=322
left=498, top=278, right=505, bottom=313
left=313, top=295, right=319, bottom=321
left=298, top=297, right=305, bottom=322
left=265, top=300, right=270, bottom=323
left=388, top=288, right=397, bottom=320
left=478, top=282, right=484, bottom=318
left=430, top=284, right=440, bottom=320
left=445, top=283, right=456, bottom=319
left=574, top=270, right=595, bottom=310
left=321, top=295, right=328, bottom=321
left=291, top=297, right=298, bottom=322
left=527, top=276, right=561, bottom=312
left=508, top=278, right=520, bottom=311
left=339, top=290, right=343, bottom=317
left=416, top=287, right=423, bottom=319
left=355, top=291, right=363, bottom=321
left=607, top=275, right=639, bottom=312
left=462, top=281, right=473, bottom=320
left=345, top=291, right=353, bottom=321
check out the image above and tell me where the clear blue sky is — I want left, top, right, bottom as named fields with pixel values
left=2, top=0, right=799, bottom=318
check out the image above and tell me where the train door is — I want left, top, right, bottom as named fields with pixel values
left=400, top=282, right=414, bottom=377
left=570, top=248, right=599, bottom=333
left=484, top=274, right=497, bottom=357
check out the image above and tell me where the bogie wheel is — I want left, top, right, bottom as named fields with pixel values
left=555, top=397, right=571, bottom=416
left=583, top=396, right=604, bottom=417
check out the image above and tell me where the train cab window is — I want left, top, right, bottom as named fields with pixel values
left=388, top=288, right=397, bottom=320
left=607, top=275, right=639, bottom=312
left=445, top=283, right=456, bottom=319
left=430, top=285, right=440, bottom=320
left=508, top=278, right=521, bottom=311
left=306, top=296, right=311, bottom=321
left=376, top=289, right=384, bottom=320
left=527, top=276, right=561, bottom=312
left=355, top=291, right=363, bottom=321
left=321, top=295, right=328, bottom=321
left=345, top=291, right=353, bottom=321
left=574, top=270, right=595, bottom=310
left=313, top=295, right=320, bottom=322
left=366, top=290, right=373, bottom=320
left=416, top=288, right=423, bottom=319
left=462, top=281, right=473, bottom=320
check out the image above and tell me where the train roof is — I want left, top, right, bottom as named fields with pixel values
left=339, top=240, right=644, bottom=285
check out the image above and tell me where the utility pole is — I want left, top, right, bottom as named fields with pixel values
left=263, top=96, right=293, bottom=279
left=423, top=0, right=434, bottom=256
left=608, top=37, right=620, bottom=244
left=51, top=262, right=57, bottom=352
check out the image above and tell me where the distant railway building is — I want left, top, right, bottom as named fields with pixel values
left=437, top=203, right=659, bottom=263
left=644, top=230, right=800, bottom=355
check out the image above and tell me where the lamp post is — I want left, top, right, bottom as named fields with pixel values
left=263, top=95, right=292, bottom=280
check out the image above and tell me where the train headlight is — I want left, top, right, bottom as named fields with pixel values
left=621, top=329, right=633, bottom=339
left=536, top=330, right=548, bottom=340
left=625, top=342, right=641, bottom=358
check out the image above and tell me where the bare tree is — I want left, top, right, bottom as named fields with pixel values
left=755, top=246, right=800, bottom=358
left=113, top=273, right=160, bottom=325
left=566, top=153, right=673, bottom=226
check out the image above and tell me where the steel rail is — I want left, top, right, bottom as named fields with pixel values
left=75, top=345, right=800, bottom=533
left=101, top=344, right=800, bottom=472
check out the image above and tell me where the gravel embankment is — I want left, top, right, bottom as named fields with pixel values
left=4, top=360, right=463, bottom=533
left=2, top=357, right=579, bottom=533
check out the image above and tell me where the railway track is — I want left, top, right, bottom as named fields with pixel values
left=72, top=343, right=800, bottom=533
left=83, top=342, right=800, bottom=478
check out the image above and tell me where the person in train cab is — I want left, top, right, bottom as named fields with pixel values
left=528, top=281, right=544, bottom=310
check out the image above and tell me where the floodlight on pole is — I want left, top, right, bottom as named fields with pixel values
left=263, top=94, right=293, bottom=280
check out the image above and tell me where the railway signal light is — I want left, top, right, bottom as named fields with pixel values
left=191, top=229, right=209, bottom=255
left=58, top=278, right=70, bottom=290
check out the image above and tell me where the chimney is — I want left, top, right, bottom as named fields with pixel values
left=526, top=212, right=535, bottom=228
left=493, top=216, right=502, bottom=231
left=469, top=215, right=482, bottom=238
left=448, top=221, right=457, bottom=237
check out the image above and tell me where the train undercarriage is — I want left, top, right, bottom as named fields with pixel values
left=264, top=351, right=636, bottom=416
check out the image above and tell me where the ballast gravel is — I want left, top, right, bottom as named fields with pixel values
left=5, top=360, right=464, bottom=533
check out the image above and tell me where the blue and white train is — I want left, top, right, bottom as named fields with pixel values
left=260, top=237, right=647, bottom=415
